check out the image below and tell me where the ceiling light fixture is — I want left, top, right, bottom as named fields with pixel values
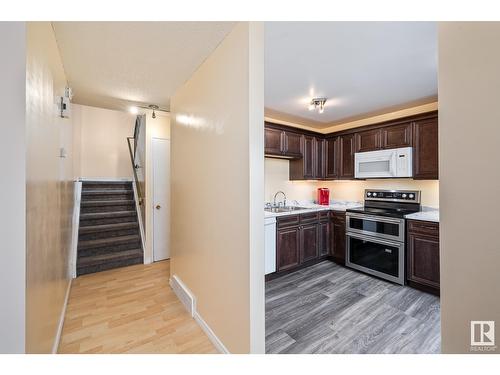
left=149, top=104, right=159, bottom=119
left=309, top=98, right=327, bottom=114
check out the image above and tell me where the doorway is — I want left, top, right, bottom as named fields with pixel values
left=152, top=137, right=170, bottom=262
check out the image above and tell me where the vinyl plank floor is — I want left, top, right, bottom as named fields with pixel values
left=265, top=261, right=440, bottom=354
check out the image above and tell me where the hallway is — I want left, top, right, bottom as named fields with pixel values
left=58, top=261, right=217, bottom=353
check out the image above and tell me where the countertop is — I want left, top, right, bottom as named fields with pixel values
left=264, top=200, right=363, bottom=218
left=265, top=201, right=439, bottom=223
left=404, top=208, right=439, bottom=223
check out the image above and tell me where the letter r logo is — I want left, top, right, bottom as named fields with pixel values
left=471, top=321, right=495, bottom=346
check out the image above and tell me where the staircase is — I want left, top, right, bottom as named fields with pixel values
left=77, top=181, right=143, bottom=276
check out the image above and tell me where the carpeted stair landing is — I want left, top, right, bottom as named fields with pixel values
left=77, top=181, right=143, bottom=276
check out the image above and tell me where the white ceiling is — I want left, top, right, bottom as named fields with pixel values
left=264, top=22, right=438, bottom=128
left=52, top=22, right=236, bottom=111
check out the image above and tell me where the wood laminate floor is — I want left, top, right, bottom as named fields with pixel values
left=58, top=260, right=217, bottom=354
left=265, top=261, right=441, bottom=354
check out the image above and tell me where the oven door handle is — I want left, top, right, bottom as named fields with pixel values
left=346, top=232, right=403, bottom=248
left=345, top=212, right=404, bottom=225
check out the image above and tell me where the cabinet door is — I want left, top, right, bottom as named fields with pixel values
left=302, top=135, right=315, bottom=179
left=318, top=220, right=330, bottom=257
left=325, top=137, right=339, bottom=179
left=382, top=123, right=412, bottom=149
left=300, top=223, right=319, bottom=263
left=355, top=128, right=381, bottom=152
left=407, top=232, right=440, bottom=289
left=331, top=213, right=346, bottom=263
left=413, top=117, right=438, bottom=179
left=339, top=134, right=355, bottom=179
left=277, top=227, right=300, bottom=272
left=265, top=127, right=283, bottom=155
left=314, top=137, right=324, bottom=179
left=283, top=131, right=302, bottom=157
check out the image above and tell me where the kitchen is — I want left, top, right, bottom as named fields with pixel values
left=263, top=22, right=440, bottom=354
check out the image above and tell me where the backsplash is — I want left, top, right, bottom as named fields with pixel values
left=265, top=158, right=439, bottom=208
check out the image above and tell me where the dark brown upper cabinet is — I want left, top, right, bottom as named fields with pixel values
left=314, top=138, right=325, bottom=179
left=325, top=136, right=340, bottom=179
left=283, top=131, right=302, bottom=157
left=265, top=112, right=438, bottom=181
left=302, top=135, right=315, bottom=179
left=355, top=128, right=382, bottom=152
left=413, top=117, right=439, bottom=180
left=382, top=122, right=412, bottom=149
left=264, top=127, right=283, bottom=156
left=264, top=125, right=303, bottom=158
left=339, top=134, right=355, bottom=179
left=290, top=135, right=325, bottom=180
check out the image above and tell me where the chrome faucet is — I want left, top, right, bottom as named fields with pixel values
left=273, top=191, right=287, bottom=207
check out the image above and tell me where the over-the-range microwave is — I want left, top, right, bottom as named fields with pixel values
left=354, top=147, right=413, bottom=179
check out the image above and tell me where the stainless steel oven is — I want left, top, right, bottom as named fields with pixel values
left=346, top=232, right=405, bottom=285
left=346, top=212, right=405, bottom=242
left=344, top=189, right=421, bottom=285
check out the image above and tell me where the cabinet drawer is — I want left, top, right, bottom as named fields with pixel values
left=407, top=220, right=439, bottom=237
left=300, top=212, right=319, bottom=224
left=277, top=215, right=300, bottom=228
left=319, top=210, right=330, bottom=220
left=332, top=211, right=346, bottom=221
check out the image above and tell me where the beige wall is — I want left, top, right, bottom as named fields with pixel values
left=439, top=22, right=500, bottom=353
left=25, top=22, right=75, bottom=353
left=170, top=22, right=265, bottom=353
left=144, top=111, right=170, bottom=263
left=72, top=103, right=136, bottom=178
left=265, top=158, right=439, bottom=207
left=0, top=22, right=26, bottom=354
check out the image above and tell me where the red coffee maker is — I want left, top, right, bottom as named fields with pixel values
left=317, top=188, right=330, bottom=205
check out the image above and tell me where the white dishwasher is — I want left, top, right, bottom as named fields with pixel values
left=264, top=216, right=277, bottom=275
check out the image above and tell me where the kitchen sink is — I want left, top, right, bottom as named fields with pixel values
left=265, top=206, right=309, bottom=213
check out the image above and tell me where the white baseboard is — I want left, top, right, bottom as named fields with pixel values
left=169, top=274, right=229, bottom=354
left=193, top=311, right=230, bottom=354
left=52, top=279, right=72, bottom=354
left=169, top=274, right=195, bottom=316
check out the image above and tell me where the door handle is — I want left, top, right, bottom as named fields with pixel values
left=156, top=205, right=161, bottom=210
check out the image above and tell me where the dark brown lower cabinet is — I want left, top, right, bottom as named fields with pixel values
left=276, top=226, right=300, bottom=272
left=331, top=211, right=346, bottom=264
left=406, top=220, right=440, bottom=294
left=300, top=223, right=319, bottom=263
left=318, top=219, right=331, bottom=257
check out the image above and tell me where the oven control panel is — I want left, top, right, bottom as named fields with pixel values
left=365, top=190, right=420, bottom=203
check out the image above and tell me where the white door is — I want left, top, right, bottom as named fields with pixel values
left=152, top=138, right=170, bottom=261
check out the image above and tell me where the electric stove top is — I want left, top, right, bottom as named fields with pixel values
left=346, top=189, right=422, bottom=219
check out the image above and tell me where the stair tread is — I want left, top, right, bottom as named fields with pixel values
left=77, top=249, right=142, bottom=267
left=82, top=189, right=132, bottom=194
left=79, top=222, right=139, bottom=234
left=81, top=199, right=135, bottom=206
left=80, top=210, right=136, bottom=219
left=78, top=234, right=140, bottom=248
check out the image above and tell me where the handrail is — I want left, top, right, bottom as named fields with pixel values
left=127, top=136, right=143, bottom=205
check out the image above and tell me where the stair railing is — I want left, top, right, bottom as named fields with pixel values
left=127, top=134, right=144, bottom=206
